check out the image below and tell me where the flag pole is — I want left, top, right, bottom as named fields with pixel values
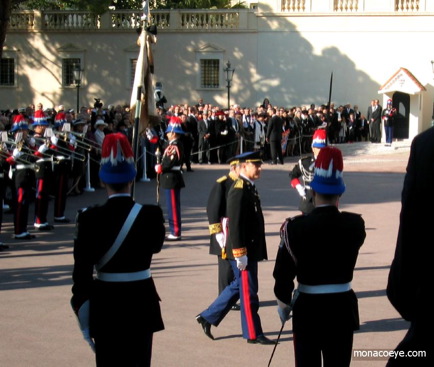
left=130, top=1, right=150, bottom=199
left=327, top=71, right=333, bottom=109
left=131, top=85, right=142, bottom=199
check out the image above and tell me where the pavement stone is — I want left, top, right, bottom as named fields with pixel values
left=0, top=140, right=412, bottom=366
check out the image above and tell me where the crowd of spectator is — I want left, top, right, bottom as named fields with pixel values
left=1, top=97, right=373, bottom=184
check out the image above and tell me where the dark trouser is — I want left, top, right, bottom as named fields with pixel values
left=198, top=137, right=210, bottom=163
left=270, top=140, right=283, bottom=164
left=54, top=158, right=71, bottom=218
left=217, top=255, right=234, bottom=295
left=385, top=125, right=394, bottom=144
left=13, top=168, right=34, bottom=235
left=294, top=328, right=354, bottom=367
left=95, top=332, right=153, bottom=367
left=164, top=188, right=181, bottom=236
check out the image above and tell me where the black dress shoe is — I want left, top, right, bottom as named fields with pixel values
left=196, top=315, right=214, bottom=340
left=247, top=335, right=276, bottom=345
left=231, top=304, right=240, bottom=311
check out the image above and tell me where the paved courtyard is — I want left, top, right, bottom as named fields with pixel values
left=0, top=141, right=413, bottom=366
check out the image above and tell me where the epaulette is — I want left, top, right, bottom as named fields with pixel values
left=216, top=175, right=228, bottom=183
left=228, top=171, right=238, bottom=181
left=233, top=178, right=244, bottom=189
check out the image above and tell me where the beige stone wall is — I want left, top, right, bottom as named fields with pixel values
left=2, top=7, right=434, bottom=137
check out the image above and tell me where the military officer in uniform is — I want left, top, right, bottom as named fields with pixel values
left=155, top=117, right=185, bottom=241
left=196, top=151, right=274, bottom=345
left=206, top=155, right=240, bottom=309
left=274, top=146, right=366, bottom=367
left=71, top=133, right=165, bottom=366
left=289, top=127, right=326, bottom=215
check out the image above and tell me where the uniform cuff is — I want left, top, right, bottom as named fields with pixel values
left=209, top=223, right=222, bottom=235
left=232, top=247, right=247, bottom=258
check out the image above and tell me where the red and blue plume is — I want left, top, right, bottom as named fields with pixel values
left=99, top=133, right=137, bottom=184
left=310, top=146, right=345, bottom=195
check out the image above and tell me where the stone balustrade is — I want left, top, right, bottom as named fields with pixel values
left=8, top=1, right=431, bottom=33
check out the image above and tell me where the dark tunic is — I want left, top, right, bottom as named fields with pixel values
left=273, top=205, right=365, bottom=334
left=289, top=155, right=315, bottom=214
left=159, top=138, right=185, bottom=190
left=226, top=176, right=268, bottom=261
left=71, top=196, right=165, bottom=338
left=206, top=171, right=238, bottom=255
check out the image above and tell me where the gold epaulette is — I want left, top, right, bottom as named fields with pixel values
left=233, top=247, right=247, bottom=257
left=228, top=171, right=238, bottom=181
left=216, top=175, right=227, bottom=183
left=209, top=223, right=222, bottom=234
left=233, top=178, right=244, bottom=189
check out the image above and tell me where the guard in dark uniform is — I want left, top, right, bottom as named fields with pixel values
left=274, top=146, right=366, bottom=367
left=6, top=120, right=37, bottom=239
left=71, top=133, right=165, bottom=366
left=32, top=116, right=54, bottom=231
left=155, top=117, right=185, bottom=241
left=51, top=124, right=73, bottom=223
left=206, top=156, right=239, bottom=300
left=289, top=127, right=326, bottom=214
left=196, top=151, right=274, bottom=345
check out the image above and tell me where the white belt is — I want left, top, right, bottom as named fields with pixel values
left=171, top=166, right=181, bottom=171
left=16, top=164, right=34, bottom=170
left=96, top=269, right=151, bottom=282
left=56, top=156, right=71, bottom=160
left=298, top=282, right=351, bottom=294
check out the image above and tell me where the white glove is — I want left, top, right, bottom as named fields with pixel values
left=28, top=137, right=36, bottom=147
left=76, top=300, right=95, bottom=353
left=295, top=184, right=306, bottom=198
left=277, top=299, right=291, bottom=324
left=69, top=134, right=77, bottom=145
left=12, top=148, right=23, bottom=159
left=235, top=255, right=248, bottom=271
left=38, top=144, right=49, bottom=153
left=215, top=232, right=225, bottom=249
left=50, top=135, right=59, bottom=146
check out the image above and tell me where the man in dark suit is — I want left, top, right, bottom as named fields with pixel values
left=71, top=133, right=165, bottom=366
left=266, top=108, right=284, bottom=164
left=196, top=151, right=274, bottom=345
left=386, top=127, right=434, bottom=366
left=197, top=113, right=211, bottom=164
left=367, top=99, right=382, bottom=142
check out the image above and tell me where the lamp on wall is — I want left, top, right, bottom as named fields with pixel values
left=223, top=60, right=235, bottom=111
left=73, top=63, right=83, bottom=113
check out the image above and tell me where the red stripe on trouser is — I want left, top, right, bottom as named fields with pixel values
left=170, top=189, right=180, bottom=236
left=36, top=179, right=44, bottom=200
left=15, top=187, right=24, bottom=234
left=241, top=270, right=256, bottom=340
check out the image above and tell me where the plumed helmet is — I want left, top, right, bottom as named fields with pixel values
left=99, top=133, right=137, bottom=184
